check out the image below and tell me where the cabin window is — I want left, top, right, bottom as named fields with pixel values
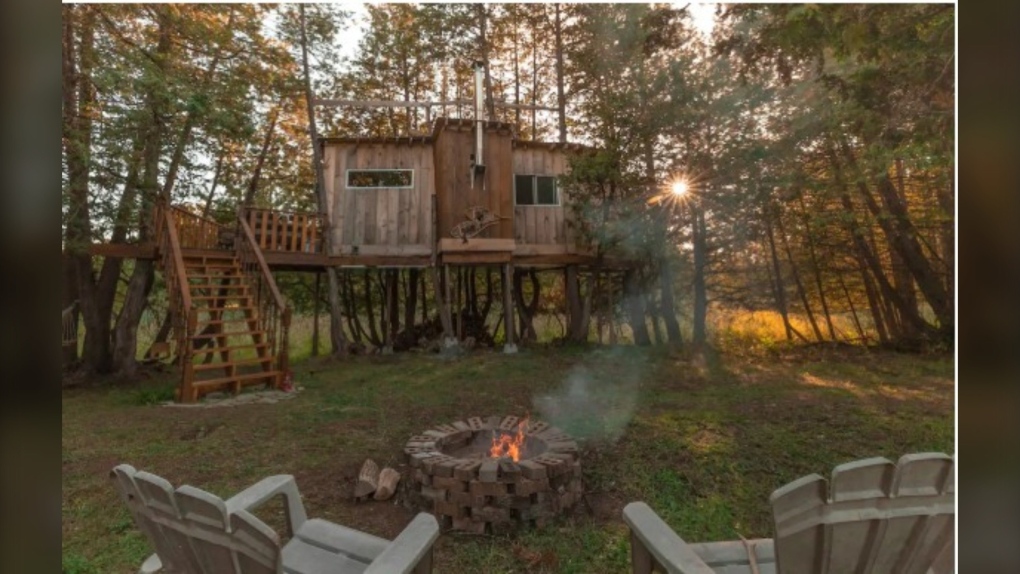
left=514, top=175, right=559, bottom=206
left=346, top=169, right=413, bottom=189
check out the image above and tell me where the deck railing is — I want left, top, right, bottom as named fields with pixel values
left=153, top=201, right=197, bottom=395
left=236, top=213, right=291, bottom=382
left=241, top=207, right=325, bottom=253
left=169, top=205, right=229, bottom=250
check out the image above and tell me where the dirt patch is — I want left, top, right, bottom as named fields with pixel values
left=582, top=490, right=626, bottom=522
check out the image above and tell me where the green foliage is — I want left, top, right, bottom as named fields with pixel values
left=61, top=553, right=98, bottom=574
left=125, top=384, right=176, bottom=406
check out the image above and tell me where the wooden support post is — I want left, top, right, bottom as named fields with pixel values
left=181, top=308, right=198, bottom=403
left=382, top=270, right=396, bottom=354
left=503, top=263, right=517, bottom=353
left=433, top=264, right=456, bottom=348
left=312, top=271, right=321, bottom=357
left=455, top=267, right=463, bottom=340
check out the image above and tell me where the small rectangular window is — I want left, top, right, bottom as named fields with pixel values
left=514, top=174, right=559, bottom=206
left=515, top=175, right=535, bottom=205
left=346, top=169, right=413, bottom=189
left=536, top=176, right=558, bottom=205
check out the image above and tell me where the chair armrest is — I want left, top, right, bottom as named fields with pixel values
left=623, top=502, right=717, bottom=574
left=363, top=513, right=440, bottom=574
left=138, top=552, right=162, bottom=574
left=225, top=475, right=308, bottom=536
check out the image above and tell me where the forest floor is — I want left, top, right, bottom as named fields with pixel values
left=62, top=344, right=954, bottom=574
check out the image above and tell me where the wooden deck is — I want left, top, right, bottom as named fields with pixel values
left=87, top=241, right=629, bottom=269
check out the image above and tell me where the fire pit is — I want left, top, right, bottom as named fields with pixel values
left=404, top=415, right=581, bottom=533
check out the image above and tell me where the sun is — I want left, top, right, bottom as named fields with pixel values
left=671, top=180, right=689, bottom=197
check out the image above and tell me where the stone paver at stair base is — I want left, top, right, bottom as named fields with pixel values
left=161, top=386, right=302, bottom=408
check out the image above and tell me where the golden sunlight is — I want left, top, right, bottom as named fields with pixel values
left=671, top=180, right=689, bottom=197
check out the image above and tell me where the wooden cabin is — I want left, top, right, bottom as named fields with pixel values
left=320, top=118, right=594, bottom=268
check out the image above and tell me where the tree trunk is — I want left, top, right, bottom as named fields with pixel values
left=476, top=4, right=495, bottom=118
left=554, top=3, right=567, bottom=142
left=364, top=271, right=381, bottom=347
left=798, top=197, right=838, bottom=340
left=386, top=270, right=399, bottom=346
left=312, top=272, right=321, bottom=356
left=110, top=7, right=172, bottom=376
left=64, top=5, right=112, bottom=374
left=404, top=268, right=419, bottom=329
left=565, top=265, right=585, bottom=341
left=435, top=265, right=455, bottom=340
left=243, top=103, right=281, bottom=206
left=691, top=208, right=709, bottom=346
left=512, top=268, right=539, bottom=342
left=160, top=10, right=229, bottom=200
left=300, top=4, right=348, bottom=356
left=622, top=269, right=650, bottom=346
left=762, top=211, right=791, bottom=340
left=828, top=143, right=935, bottom=341
left=837, top=273, right=868, bottom=343
left=508, top=5, right=522, bottom=131
left=202, top=153, right=224, bottom=217
left=776, top=208, right=823, bottom=341
left=659, top=257, right=683, bottom=345
left=839, top=140, right=949, bottom=337
left=62, top=254, right=80, bottom=366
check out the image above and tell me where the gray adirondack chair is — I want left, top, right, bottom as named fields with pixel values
left=624, top=452, right=954, bottom=574
left=111, top=464, right=439, bottom=574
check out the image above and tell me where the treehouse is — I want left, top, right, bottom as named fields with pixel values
left=86, top=65, right=626, bottom=403
left=320, top=117, right=594, bottom=268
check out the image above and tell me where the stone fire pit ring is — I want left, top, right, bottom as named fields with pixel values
left=404, top=415, right=581, bottom=533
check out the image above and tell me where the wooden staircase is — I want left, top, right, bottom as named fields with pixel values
left=153, top=202, right=290, bottom=403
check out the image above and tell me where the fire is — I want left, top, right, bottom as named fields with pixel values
left=489, top=416, right=529, bottom=462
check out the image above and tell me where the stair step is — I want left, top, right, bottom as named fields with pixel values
left=191, top=343, right=269, bottom=356
left=185, top=265, right=241, bottom=272
left=192, top=370, right=281, bottom=389
left=190, top=294, right=251, bottom=302
left=194, top=317, right=255, bottom=326
left=182, top=253, right=236, bottom=261
left=193, top=357, right=274, bottom=372
left=191, top=329, right=267, bottom=340
left=188, top=275, right=243, bottom=281
left=192, top=305, right=258, bottom=314
left=189, top=283, right=249, bottom=291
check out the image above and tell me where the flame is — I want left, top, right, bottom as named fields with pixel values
left=489, top=416, right=529, bottom=462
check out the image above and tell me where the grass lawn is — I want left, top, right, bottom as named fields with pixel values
left=62, top=345, right=954, bottom=573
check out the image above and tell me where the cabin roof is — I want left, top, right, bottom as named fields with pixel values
left=319, top=117, right=595, bottom=153
left=319, top=135, right=433, bottom=146
left=512, top=140, right=595, bottom=153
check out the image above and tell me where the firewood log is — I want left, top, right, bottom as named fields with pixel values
left=354, top=459, right=380, bottom=499
left=373, top=467, right=401, bottom=501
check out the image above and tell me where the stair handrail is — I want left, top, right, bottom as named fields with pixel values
left=237, top=217, right=286, bottom=310
left=236, top=213, right=291, bottom=379
left=153, top=201, right=194, bottom=370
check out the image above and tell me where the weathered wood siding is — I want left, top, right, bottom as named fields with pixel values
left=323, top=142, right=434, bottom=255
left=433, top=123, right=515, bottom=242
left=512, top=147, right=575, bottom=250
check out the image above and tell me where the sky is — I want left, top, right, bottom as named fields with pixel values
left=337, top=2, right=719, bottom=63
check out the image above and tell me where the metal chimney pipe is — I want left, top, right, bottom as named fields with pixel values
left=473, top=60, right=485, bottom=171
